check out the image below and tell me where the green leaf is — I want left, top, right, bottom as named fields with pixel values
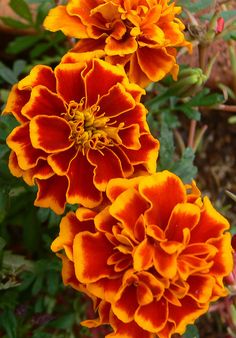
left=9, top=0, right=32, bottom=22
left=30, top=42, right=51, bottom=59
left=0, top=309, right=17, bottom=338
left=158, top=121, right=175, bottom=170
left=0, top=189, right=9, bottom=223
left=189, top=88, right=224, bottom=107
left=0, top=17, right=30, bottom=29
left=13, top=60, right=26, bottom=77
left=179, top=105, right=201, bottom=121
left=6, top=35, right=41, bottom=54
left=0, top=62, right=18, bottom=85
left=172, top=148, right=198, bottom=183
left=183, top=324, right=199, bottom=338
left=49, top=314, right=75, bottom=330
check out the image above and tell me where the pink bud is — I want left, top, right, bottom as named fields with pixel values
left=216, top=17, right=225, bottom=33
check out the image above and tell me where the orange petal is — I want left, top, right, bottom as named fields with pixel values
left=107, top=320, right=153, bottom=338
left=208, top=232, right=233, bottom=277
left=51, top=211, right=94, bottom=259
left=135, top=298, right=168, bottom=333
left=48, top=146, right=78, bottom=176
left=30, top=115, right=73, bottom=153
left=59, top=254, right=83, bottom=291
left=73, top=232, right=114, bottom=283
left=165, top=203, right=200, bottom=242
left=137, top=282, right=154, bottom=306
left=128, top=53, right=150, bottom=88
left=8, top=151, right=24, bottom=178
left=84, top=59, right=125, bottom=106
left=21, top=86, right=66, bottom=120
left=133, top=238, right=154, bottom=271
left=98, top=83, right=135, bottom=118
left=55, top=62, right=85, bottom=103
left=7, top=123, right=46, bottom=170
left=22, top=160, right=54, bottom=186
left=125, top=133, right=159, bottom=173
left=190, top=196, right=230, bottom=242
left=2, top=84, right=29, bottom=123
left=87, top=147, right=125, bottom=191
left=105, top=36, right=138, bottom=56
left=187, top=275, right=215, bottom=303
left=18, top=65, right=56, bottom=92
left=35, top=175, right=68, bottom=214
left=94, top=206, right=116, bottom=233
left=139, top=171, right=186, bottom=229
left=109, top=188, right=147, bottom=239
left=153, top=245, right=178, bottom=279
left=118, top=125, right=141, bottom=150
left=137, top=47, right=175, bottom=82
left=43, top=5, right=88, bottom=38
left=169, top=296, right=207, bottom=334
left=106, top=176, right=143, bottom=202
left=87, top=277, right=122, bottom=303
left=112, top=284, right=139, bottom=323
left=66, top=153, right=103, bottom=208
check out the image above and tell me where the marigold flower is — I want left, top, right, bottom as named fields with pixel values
left=51, top=171, right=233, bottom=337
left=43, top=0, right=191, bottom=87
left=3, top=57, right=159, bottom=214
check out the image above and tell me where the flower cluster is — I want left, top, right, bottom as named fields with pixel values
left=2, top=1, right=233, bottom=337
left=51, top=171, right=233, bottom=338
left=43, top=0, right=191, bottom=87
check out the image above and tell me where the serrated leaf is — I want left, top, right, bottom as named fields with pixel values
left=189, top=88, right=224, bottom=107
left=0, top=16, right=30, bottom=29
left=6, top=35, right=41, bottom=54
left=172, top=148, right=197, bottom=183
left=180, top=105, right=201, bottom=121
left=9, top=0, right=32, bottom=22
left=30, top=42, right=51, bottom=59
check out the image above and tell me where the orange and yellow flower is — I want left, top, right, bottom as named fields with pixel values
left=51, top=171, right=233, bottom=338
left=43, top=0, right=191, bottom=87
left=3, top=57, right=159, bottom=214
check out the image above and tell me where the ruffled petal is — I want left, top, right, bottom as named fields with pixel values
left=43, top=5, right=88, bottom=38
left=105, top=36, right=138, bottom=56
left=21, top=86, right=66, bottom=119
left=48, top=146, right=77, bottom=175
left=84, top=59, right=125, bottom=106
left=18, top=65, right=56, bottom=92
left=98, top=83, right=136, bottom=118
left=35, top=175, right=68, bottom=214
left=55, top=62, right=86, bottom=103
left=7, top=123, right=46, bottom=170
left=73, top=232, right=114, bottom=283
left=135, top=298, right=168, bottom=333
left=2, top=84, right=29, bottom=123
left=139, top=171, right=186, bottom=229
left=66, top=153, right=103, bottom=208
left=30, top=115, right=73, bottom=153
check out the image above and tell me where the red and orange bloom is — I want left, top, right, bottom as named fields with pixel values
left=3, top=57, right=159, bottom=214
left=43, top=0, right=191, bottom=87
left=51, top=171, right=233, bottom=338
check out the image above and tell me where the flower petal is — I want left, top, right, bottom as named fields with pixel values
left=66, top=153, right=103, bottom=208
left=139, top=171, right=186, bottom=229
left=87, top=147, right=125, bottom=191
left=48, top=147, right=77, bottom=175
left=7, top=123, right=46, bottom=170
left=43, top=5, right=88, bottom=38
left=30, top=115, right=73, bottom=153
left=135, top=298, right=168, bottom=333
left=18, top=65, right=56, bottom=92
left=98, top=83, right=136, bottom=118
left=137, top=47, right=175, bottom=82
left=2, top=84, right=29, bottom=123
left=73, top=232, right=114, bottom=283
left=21, top=86, right=66, bottom=120
left=35, top=175, right=68, bottom=214
left=165, top=203, right=200, bottom=242
left=55, top=62, right=86, bottom=103
left=105, top=36, right=138, bottom=56
left=190, top=197, right=230, bottom=242
left=84, top=59, right=125, bottom=106
left=133, top=238, right=154, bottom=271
